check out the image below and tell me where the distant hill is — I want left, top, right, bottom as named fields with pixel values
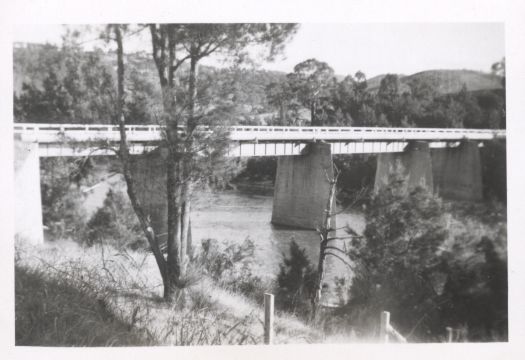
left=366, top=69, right=503, bottom=95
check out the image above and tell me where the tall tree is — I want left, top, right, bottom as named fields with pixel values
left=287, top=58, right=336, bottom=126
left=377, top=74, right=402, bottom=126
left=146, top=23, right=298, bottom=300
left=106, top=24, right=169, bottom=295
left=265, top=80, right=296, bottom=125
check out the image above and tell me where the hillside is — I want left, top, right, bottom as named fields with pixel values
left=13, top=42, right=505, bottom=129
left=367, top=69, right=503, bottom=95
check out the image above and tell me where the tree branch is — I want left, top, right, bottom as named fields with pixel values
left=324, top=251, right=354, bottom=269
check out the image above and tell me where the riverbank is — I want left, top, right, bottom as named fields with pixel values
left=230, top=179, right=275, bottom=196
left=15, top=239, right=327, bottom=346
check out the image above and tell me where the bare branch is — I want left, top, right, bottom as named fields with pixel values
left=324, top=251, right=354, bottom=269
left=334, top=186, right=369, bottom=215
left=324, top=246, right=348, bottom=254
left=327, top=235, right=363, bottom=241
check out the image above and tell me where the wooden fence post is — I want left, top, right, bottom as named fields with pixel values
left=264, top=293, right=274, bottom=345
left=380, top=311, right=390, bottom=343
left=446, top=327, right=453, bottom=343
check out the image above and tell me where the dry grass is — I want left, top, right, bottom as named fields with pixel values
left=15, top=265, right=153, bottom=346
left=15, top=238, right=321, bottom=346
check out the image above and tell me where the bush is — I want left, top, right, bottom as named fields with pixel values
left=234, top=157, right=277, bottom=182
left=480, top=139, right=506, bottom=204
left=438, top=206, right=507, bottom=341
left=196, top=238, right=268, bottom=302
left=333, top=154, right=376, bottom=205
left=85, top=189, right=145, bottom=249
left=40, top=157, right=89, bottom=239
left=343, top=178, right=507, bottom=342
left=276, top=240, right=318, bottom=317
left=345, top=182, right=448, bottom=340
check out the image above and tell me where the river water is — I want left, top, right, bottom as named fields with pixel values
left=84, top=178, right=365, bottom=305
left=194, top=190, right=365, bottom=305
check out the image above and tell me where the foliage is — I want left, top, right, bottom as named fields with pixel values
left=261, top=62, right=505, bottom=130
left=196, top=238, right=267, bottom=302
left=14, top=40, right=115, bottom=123
left=235, top=157, right=277, bottom=182
left=40, top=157, right=89, bottom=239
left=346, top=181, right=448, bottom=339
left=439, top=231, right=507, bottom=341
left=480, top=138, right=507, bottom=203
left=85, top=189, right=145, bottom=249
left=14, top=38, right=505, bottom=131
left=197, top=238, right=255, bottom=281
left=333, top=154, right=376, bottom=204
left=287, top=58, right=337, bottom=125
left=343, top=179, right=507, bottom=342
left=135, top=23, right=301, bottom=300
left=276, top=241, right=318, bottom=317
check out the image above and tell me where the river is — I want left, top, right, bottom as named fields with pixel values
left=84, top=177, right=365, bottom=305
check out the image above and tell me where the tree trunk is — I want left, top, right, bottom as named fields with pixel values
left=113, top=24, right=167, bottom=286
left=310, top=101, right=316, bottom=126
left=312, top=170, right=337, bottom=318
left=180, top=182, right=192, bottom=274
left=178, top=52, right=198, bottom=275
left=280, top=101, right=287, bottom=125
left=163, top=48, right=198, bottom=300
left=165, top=154, right=182, bottom=300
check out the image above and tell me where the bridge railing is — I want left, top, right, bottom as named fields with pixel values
left=13, top=123, right=506, bottom=143
left=228, top=126, right=505, bottom=141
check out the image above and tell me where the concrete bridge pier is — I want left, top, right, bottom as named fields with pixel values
left=431, top=141, right=482, bottom=201
left=130, top=147, right=193, bottom=254
left=374, top=141, right=434, bottom=194
left=130, top=148, right=168, bottom=238
left=271, top=142, right=336, bottom=230
left=14, top=141, right=44, bottom=244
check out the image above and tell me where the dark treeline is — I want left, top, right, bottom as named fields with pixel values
left=13, top=41, right=285, bottom=125
left=14, top=41, right=505, bottom=130
left=265, top=58, right=505, bottom=129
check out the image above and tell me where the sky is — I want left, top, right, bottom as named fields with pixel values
left=13, top=23, right=504, bottom=78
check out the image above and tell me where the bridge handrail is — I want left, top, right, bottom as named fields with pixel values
left=13, top=123, right=506, bottom=137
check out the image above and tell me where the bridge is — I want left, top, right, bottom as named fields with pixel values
left=14, top=123, right=505, bottom=157
left=13, top=123, right=506, bottom=244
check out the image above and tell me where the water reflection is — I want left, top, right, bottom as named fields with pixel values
left=192, top=190, right=365, bottom=305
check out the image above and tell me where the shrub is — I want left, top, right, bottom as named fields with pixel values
left=85, top=189, right=145, bottom=249
left=343, top=178, right=507, bottom=342
left=40, top=157, right=89, bottom=239
left=333, top=154, right=376, bottom=205
left=276, top=240, right=318, bottom=317
left=439, top=214, right=508, bottom=341
left=196, top=238, right=268, bottom=302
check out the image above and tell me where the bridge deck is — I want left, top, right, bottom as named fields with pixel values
left=14, top=123, right=505, bottom=142
left=14, top=123, right=505, bottom=157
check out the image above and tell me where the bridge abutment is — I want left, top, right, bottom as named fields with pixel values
left=271, top=142, right=336, bottom=230
left=431, top=141, right=482, bottom=201
left=14, top=141, right=44, bottom=244
left=374, top=141, right=434, bottom=194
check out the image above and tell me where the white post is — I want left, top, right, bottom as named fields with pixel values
left=264, top=293, right=274, bottom=345
left=446, top=327, right=454, bottom=343
left=380, top=311, right=390, bottom=343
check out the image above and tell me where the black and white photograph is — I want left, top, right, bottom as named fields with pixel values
left=1, top=0, right=524, bottom=358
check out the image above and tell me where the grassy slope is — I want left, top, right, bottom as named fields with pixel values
left=15, top=265, right=152, bottom=346
left=15, top=239, right=321, bottom=346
